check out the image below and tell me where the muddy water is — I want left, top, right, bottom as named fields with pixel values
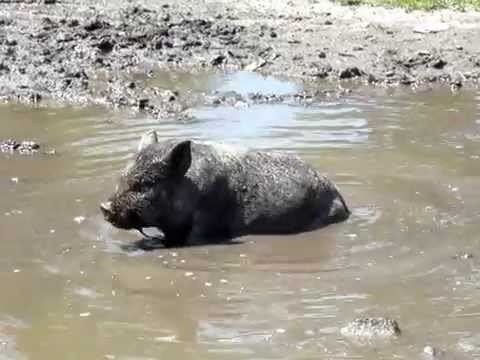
left=1, top=72, right=479, bottom=360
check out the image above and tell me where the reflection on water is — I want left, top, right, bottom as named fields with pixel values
left=213, top=71, right=301, bottom=96
left=0, top=71, right=479, bottom=359
left=189, top=103, right=369, bottom=150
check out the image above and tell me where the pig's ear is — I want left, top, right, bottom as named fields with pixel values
left=137, top=130, right=158, bottom=152
left=164, top=140, right=192, bottom=177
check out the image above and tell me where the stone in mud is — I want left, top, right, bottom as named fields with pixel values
left=422, top=345, right=446, bottom=360
left=341, top=317, right=401, bottom=340
left=98, top=38, right=115, bottom=53
left=450, top=76, right=463, bottom=90
left=0, top=63, right=9, bottom=72
left=310, top=64, right=332, bottom=79
left=432, top=59, right=447, bottom=70
left=138, top=98, right=150, bottom=110
left=339, top=67, right=363, bottom=79
left=211, top=54, right=227, bottom=66
left=17, top=141, right=40, bottom=154
left=0, top=139, right=20, bottom=153
left=84, top=19, right=108, bottom=32
left=0, top=139, right=40, bottom=154
left=68, top=19, right=79, bottom=27
left=400, top=75, right=415, bottom=85
left=100, top=130, right=350, bottom=248
left=244, top=58, right=266, bottom=71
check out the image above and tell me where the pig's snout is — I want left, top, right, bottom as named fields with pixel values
left=100, top=201, right=113, bottom=217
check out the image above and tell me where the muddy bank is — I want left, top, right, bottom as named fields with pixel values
left=0, top=0, right=479, bottom=112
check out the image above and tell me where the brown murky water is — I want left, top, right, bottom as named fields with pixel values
left=1, top=72, right=479, bottom=359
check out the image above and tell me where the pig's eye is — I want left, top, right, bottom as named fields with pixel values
left=130, top=181, right=142, bottom=192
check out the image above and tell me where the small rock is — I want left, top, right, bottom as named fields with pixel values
left=341, top=317, right=401, bottom=339
left=270, top=31, right=277, bottom=38
left=450, top=76, right=463, bottom=91
left=400, top=75, right=415, bottom=85
left=339, top=67, right=362, bottom=79
left=68, top=19, right=79, bottom=27
left=312, top=68, right=331, bottom=78
left=211, top=55, right=226, bottom=66
left=138, top=99, right=149, bottom=110
left=98, top=38, right=115, bottom=53
left=325, top=20, right=333, bottom=25
left=0, top=139, right=19, bottom=152
left=417, top=50, right=431, bottom=57
left=84, top=19, right=105, bottom=32
left=244, top=58, right=266, bottom=71
left=17, top=141, right=40, bottom=154
left=318, top=51, right=327, bottom=58
left=338, top=51, right=355, bottom=58
left=385, top=49, right=397, bottom=56
left=432, top=59, right=447, bottom=69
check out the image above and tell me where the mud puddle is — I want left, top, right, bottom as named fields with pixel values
left=0, top=72, right=479, bottom=359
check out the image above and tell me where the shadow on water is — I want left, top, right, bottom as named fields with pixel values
left=0, top=70, right=480, bottom=359
left=120, top=236, right=245, bottom=253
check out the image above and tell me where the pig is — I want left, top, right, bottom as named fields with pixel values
left=100, top=130, right=350, bottom=247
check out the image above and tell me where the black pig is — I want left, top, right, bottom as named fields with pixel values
left=101, top=130, right=350, bottom=247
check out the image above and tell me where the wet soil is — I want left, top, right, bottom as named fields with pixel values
left=1, top=0, right=480, bottom=113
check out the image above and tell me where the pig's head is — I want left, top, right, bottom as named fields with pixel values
left=100, top=130, right=192, bottom=233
